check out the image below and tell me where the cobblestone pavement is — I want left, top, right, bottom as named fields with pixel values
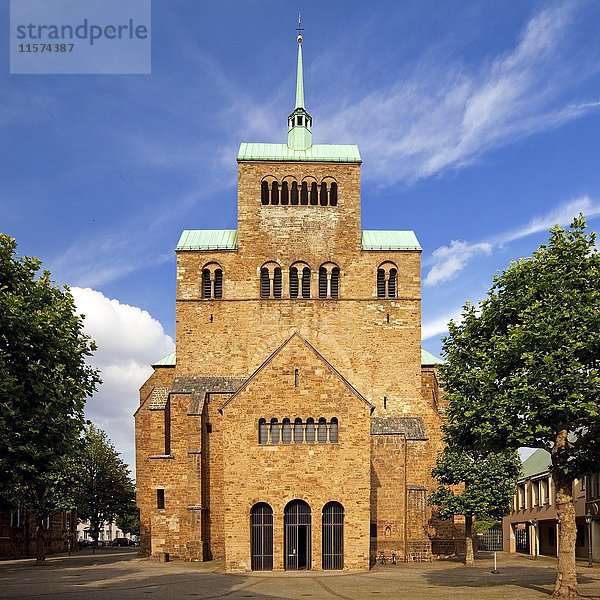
left=0, top=549, right=598, bottom=600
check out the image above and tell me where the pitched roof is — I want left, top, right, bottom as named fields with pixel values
left=171, top=376, right=247, bottom=414
left=174, top=229, right=421, bottom=252
left=361, top=230, right=422, bottom=251
left=152, top=351, right=176, bottom=367
left=176, top=230, right=238, bottom=251
left=520, top=448, right=552, bottom=480
left=421, top=348, right=443, bottom=366
left=237, top=143, right=362, bottom=163
left=220, top=332, right=372, bottom=411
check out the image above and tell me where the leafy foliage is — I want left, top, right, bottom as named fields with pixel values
left=440, top=216, right=600, bottom=474
left=116, top=504, right=140, bottom=537
left=430, top=448, right=521, bottom=522
left=0, top=234, right=100, bottom=519
left=437, top=216, right=599, bottom=594
left=70, top=425, right=135, bottom=545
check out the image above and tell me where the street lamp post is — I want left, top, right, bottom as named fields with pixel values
left=585, top=511, right=593, bottom=568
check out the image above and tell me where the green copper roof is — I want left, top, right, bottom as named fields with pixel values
left=295, top=42, right=305, bottom=109
left=520, top=448, right=552, bottom=481
left=176, top=229, right=421, bottom=251
left=238, top=143, right=361, bottom=163
left=176, top=230, right=238, bottom=251
left=362, top=230, right=422, bottom=251
left=421, top=348, right=444, bottom=365
left=152, top=351, right=176, bottom=367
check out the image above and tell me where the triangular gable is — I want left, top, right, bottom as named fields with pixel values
left=220, top=332, right=372, bottom=411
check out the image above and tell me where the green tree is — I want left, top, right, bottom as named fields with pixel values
left=0, top=234, right=100, bottom=564
left=440, top=216, right=599, bottom=597
left=116, top=503, right=140, bottom=538
left=429, top=448, right=521, bottom=566
left=71, top=425, right=135, bottom=550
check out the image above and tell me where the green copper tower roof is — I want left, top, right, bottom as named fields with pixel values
left=295, top=38, right=305, bottom=109
left=238, top=20, right=361, bottom=163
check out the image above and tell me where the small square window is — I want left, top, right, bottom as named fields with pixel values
left=157, top=489, right=165, bottom=510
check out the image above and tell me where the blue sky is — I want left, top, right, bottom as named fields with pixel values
left=2, top=0, right=599, bottom=467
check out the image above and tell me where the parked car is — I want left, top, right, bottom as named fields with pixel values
left=112, top=537, right=134, bottom=547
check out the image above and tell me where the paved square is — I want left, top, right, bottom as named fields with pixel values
left=0, top=550, right=598, bottom=600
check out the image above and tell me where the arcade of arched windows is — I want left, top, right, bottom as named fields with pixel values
left=258, top=417, right=339, bottom=445
left=260, top=176, right=338, bottom=207
left=260, top=262, right=340, bottom=299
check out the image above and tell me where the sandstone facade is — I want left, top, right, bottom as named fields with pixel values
left=135, top=37, right=454, bottom=571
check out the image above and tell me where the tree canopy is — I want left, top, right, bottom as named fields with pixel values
left=439, top=216, right=599, bottom=596
left=430, top=448, right=520, bottom=565
left=70, top=425, right=135, bottom=547
left=0, top=234, right=100, bottom=563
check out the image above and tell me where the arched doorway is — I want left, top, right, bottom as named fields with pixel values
left=284, top=500, right=311, bottom=570
left=250, top=503, right=273, bottom=571
left=322, top=502, right=344, bottom=569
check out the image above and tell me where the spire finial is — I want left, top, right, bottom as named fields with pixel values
left=297, top=14, right=303, bottom=44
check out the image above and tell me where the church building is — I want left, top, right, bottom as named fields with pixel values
left=135, top=31, right=452, bottom=572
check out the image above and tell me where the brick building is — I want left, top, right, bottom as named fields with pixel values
left=135, top=32, right=453, bottom=571
left=502, top=448, right=599, bottom=563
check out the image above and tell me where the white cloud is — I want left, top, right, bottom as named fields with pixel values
left=422, top=308, right=463, bottom=341
left=319, top=4, right=600, bottom=185
left=425, top=241, right=492, bottom=286
left=425, top=195, right=600, bottom=287
left=71, top=288, right=175, bottom=472
left=497, top=195, right=600, bottom=244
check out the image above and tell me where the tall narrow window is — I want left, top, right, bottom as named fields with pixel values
left=213, top=270, right=223, bottom=299
left=377, top=269, right=386, bottom=298
left=157, top=489, right=165, bottom=510
left=305, top=418, right=315, bottom=443
left=273, top=268, right=282, bottom=298
left=258, top=419, right=268, bottom=444
left=282, top=418, right=292, bottom=444
left=301, top=182, right=309, bottom=205
left=320, top=182, right=328, bottom=206
left=294, top=418, right=303, bottom=443
left=281, top=181, right=289, bottom=205
left=261, top=268, right=271, bottom=298
left=270, top=419, right=280, bottom=444
left=329, top=182, right=338, bottom=206
left=261, top=181, right=269, bottom=205
left=310, top=182, right=318, bottom=205
left=388, top=268, right=397, bottom=298
left=290, top=267, right=299, bottom=298
left=301, top=267, right=311, bottom=298
left=291, top=181, right=299, bottom=205
left=319, top=267, right=328, bottom=298
left=202, top=269, right=212, bottom=299
left=271, top=181, right=279, bottom=205
left=329, top=417, right=338, bottom=443
left=330, top=268, right=339, bottom=299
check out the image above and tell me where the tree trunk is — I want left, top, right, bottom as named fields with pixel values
left=35, top=517, right=46, bottom=566
left=552, top=433, right=579, bottom=597
left=464, top=514, right=474, bottom=566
